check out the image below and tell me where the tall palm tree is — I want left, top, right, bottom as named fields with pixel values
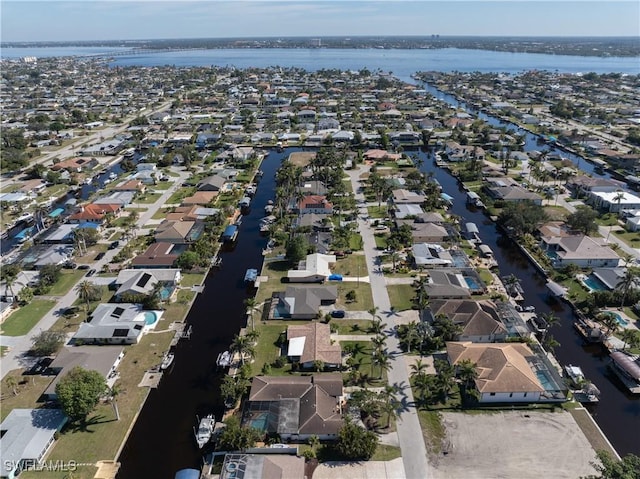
left=372, top=349, right=391, bottom=380
left=413, top=371, right=432, bottom=405
left=379, top=385, right=400, bottom=429
left=243, top=297, right=262, bottom=331
left=410, top=358, right=428, bottom=376
left=1, top=263, right=20, bottom=302
left=75, top=280, right=98, bottom=311
left=538, top=312, right=559, bottom=340
left=230, top=334, right=255, bottom=365
left=371, top=334, right=386, bottom=353
left=109, top=383, right=122, bottom=421
left=457, top=358, right=479, bottom=402
left=599, top=313, right=619, bottom=337
left=367, top=306, right=381, bottom=324
left=618, top=266, right=640, bottom=308
left=620, top=329, right=640, bottom=351
left=370, top=318, right=387, bottom=336
left=434, top=359, right=456, bottom=403
left=5, top=376, right=18, bottom=396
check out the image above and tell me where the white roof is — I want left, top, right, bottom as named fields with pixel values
left=288, top=253, right=336, bottom=279
left=1, top=409, right=67, bottom=475
left=288, top=337, right=306, bottom=357
left=593, top=190, right=640, bottom=205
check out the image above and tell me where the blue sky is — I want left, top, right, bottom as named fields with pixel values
left=1, top=1, right=639, bottom=42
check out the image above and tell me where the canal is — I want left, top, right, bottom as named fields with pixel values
left=417, top=149, right=640, bottom=457
left=117, top=150, right=286, bottom=479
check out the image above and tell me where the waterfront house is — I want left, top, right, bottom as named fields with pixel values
left=271, top=286, right=338, bottom=320
left=446, top=342, right=546, bottom=403
left=567, top=175, right=624, bottom=197
left=286, top=322, right=342, bottom=369
left=50, top=156, right=98, bottom=173
left=219, top=453, right=304, bottom=479
left=287, top=253, right=336, bottom=283
left=411, top=243, right=453, bottom=268
left=93, top=191, right=135, bottom=208
left=43, top=346, right=124, bottom=399
left=114, top=269, right=181, bottom=301
left=406, top=222, right=450, bottom=243
left=31, top=245, right=74, bottom=269
left=73, top=303, right=162, bottom=345
left=422, top=270, right=472, bottom=299
left=588, top=190, right=640, bottom=213
left=394, top=204, right=425, bottom=219
left=485, top=184, right=543, bottom=205
left=541, top=234, right=620, bottom=268
left=197, top=174, right=227, bottom=192
left=243, top=374, right=343, bottom=441
left=154, top=220, right=201, bottom=244
left=0, top=409, right=68, bottom=479
left=131, top=242, right=181, bottom=269
left=181, top=191, right=217, bottom=206
left=295, top=195, right=334, bottom=215
left=392, top=189, right=426, bottom=205
left=427, top=300, right=508, bottom=343
left=363, top=149, right=402, bottom=162
left=67, top=203, right=121, bottom=225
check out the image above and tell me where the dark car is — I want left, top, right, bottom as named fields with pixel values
left=27, top=357, right=53, bottom=375
left=109, top=241, right=120, bottom=250
left=95, top=252, right=106, bottom=260
left=331, top=310, right=346, bottom=318
left=86, top=269, right=96, bottom=277
left=77, top=264, right=90, bottom=270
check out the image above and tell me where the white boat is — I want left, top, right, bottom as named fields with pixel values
left=108, top=172, right=117, bottom=180
left=216, top=351, right=231, bottom=368
left=160, top=352, right=174, bottom=370
left=195, top=414, right=215, bottom=448
left=564, top=364, right=585, bottom=387
left=84, top=177, right=93, bottom=185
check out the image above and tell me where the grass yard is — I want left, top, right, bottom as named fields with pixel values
left=340, top=340, right=387, bottom=385
left=371, top=444, right=402, bottom=461
left=0, top=300, right=56, bottom=336
left=374, top=234, right=388, bottom=250
left=152, top=181, right=173, bottom=190
left=336, top=283, right=374, bottom=311
left=0, top=370, right=54, bottom=421
left=75, top=243, right=108, bottom=264
left=161, top=290, right=195, bottom=323
left=152, top=207, right=172, bottom=219
left=167, top=187, right=196, bottom=204
left=253, top=321, right=295, bottom=374
left=367, top=205, right=388, bottom=218
left=136, top=192, right=162, bottom=204
left=595, top=213, right=620, bottom=227
left=332, top=319, right=373, bottom=335
left=612, top=229, right=640, bottom=247
left=332, top=254, right=367, bottom=277
left=386, top=284, right=415, bottom=312
left=478, top=268, right=494, bottom=286
left=348, top=233, right=364, bottom=251
left=255, top=260, right=290, bottom=304
left=417, top=410, right=446, bottom=455
left=181, top=273, right=206, bottom=288
left=47, top=269, right=86, bottom=296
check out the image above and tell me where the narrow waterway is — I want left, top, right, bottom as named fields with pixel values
left=117, top=151, right=286, bottom=478
left=417, top=149, right=640, bottom=457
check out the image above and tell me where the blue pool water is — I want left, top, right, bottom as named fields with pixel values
left=583, top=275, right=608, bottom=292
left=248, top=413, right=269, bottom=431
left=545, top=250, right=559, bottom=260
left=144, top=311, right=158, bottom=325
left=159, top=286, right=173, bottom=300
left=603, top=311, right=629, bottom=327
left=535, top=370, right=554, bottom=390
left=464, top=276, right=482, bottom=291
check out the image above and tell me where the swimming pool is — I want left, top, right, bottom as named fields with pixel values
left=583, top=274, right=608, bottom=292
left=535, top=370, right=554, bottom=390
left=144, top=311, right=158, bottom=325
left=159, top=286, right=173, bottom=300
left=247, top=413, right=269, bottom=431
left=464, top=276, right=483, bottom=291
left=602, top=311, right=629, bottom=327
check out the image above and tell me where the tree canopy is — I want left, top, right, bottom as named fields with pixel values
left=497, top=201, right=548, bottom=237
left=336, top=418, right=379, bottom=460
left=584, top=451, right=640, bottom=479
left=30, top=330, right=66, bottom=357
left=566, top=205, right=599, bottom=235
left=55, top=367, right=107, bottom=423
left=216, top=415, right=262, bottom=451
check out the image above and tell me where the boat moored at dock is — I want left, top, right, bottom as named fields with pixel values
left=608, top=350, right=640, bottom=394
left=194, top=414, right=216, bottom=448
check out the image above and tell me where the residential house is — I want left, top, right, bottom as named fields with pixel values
left=423, top=270, right=472, bottom=299
left=287, top=322, right=342, bottom=369
left=294, top=213, right=333, bottom=232
left=113, top=180, right=146, bottom=193
left=588, top=190, right=640, bottom=213
left=296, top=195, right=333, bottom=215
left=444, top=141, right=485, bottom=162
left=403, top=221, right=449, bottom=243
left=73, top=303, right=162, bottom=345
left=272, top=286, right=338, bottom=320
left=541, top=234, right=620, bottom=268
left=219, top=454, right=305, bottom=479
left=1, top=409, right=68, bottom=479
left=50, top=157, right=98, bottom=173
left=394, top=204, right=425, bottom=219
left=197, top=175, right=227, bottom=192
left=392, top=189, right=426, bottom=205
left=181, top=191, right=217, bottom=206
left=131, top=242, right=181, bottom=269
left=363, top=149, right=402, bottom=162
left=566, top=175, right=624, bottom=197
left=154, top=220, right=200, bottom=244
left=287, top=253, right=336, bottom=283
left=31, top=245, right=74, bottom=269
left=427, top=300, right=508, bottom=342
left=67, top=203, right=121, bottom=225
left=485, top=184, right=543, bottom=205
left=411, top=243, right=453, bottom=268
left=93, top=191, right=135, bottom=207
left=446, top=342, right=550, bottom=403
left=243, top=374, right=343, bottom=441
left=43, top=346, right=124, bottom=399
left=114, top=269, right=181, bottom=301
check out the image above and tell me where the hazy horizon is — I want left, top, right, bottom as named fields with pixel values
left=1, top=1, right=638, bottom=43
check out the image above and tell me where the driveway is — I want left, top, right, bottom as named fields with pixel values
left=313, top=458, right=405, bottom=479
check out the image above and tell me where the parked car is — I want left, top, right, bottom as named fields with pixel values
left=86, top=269, right=96, bottom=277
left=109, top=241, right=120, bottom=250
left=331, top=310, right=346, bottom=318
left=77, top=264, right=90, bottom=270
left=95, top=252, right=105, bottom=260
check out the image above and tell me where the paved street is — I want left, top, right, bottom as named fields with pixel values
left=0, top=167, right=190, bottom=379
left=347, top=166, right=431, bottom=479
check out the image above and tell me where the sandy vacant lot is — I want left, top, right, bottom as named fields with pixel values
left=432, top=411, right=598, bottom=479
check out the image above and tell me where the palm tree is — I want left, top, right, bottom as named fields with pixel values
left=243, top=297, right=262, bottom=331
left=599, top=313, right=619, bottom=337
left=372, top=349, right=391, bottom=380
left=5, top=376, right=18, bottom=396
left=379, top=385, right=400, bottom=429
left=390, top=251, right=401, bottom=272
left=370, top=319, right=387, bottom=336
left=75, top=280, right=98, bottom=311
left=457, top=359, right=479, bottom=402
left=542, top=333, right=561, bottom=353
left=538, top=312, right=559, bottom=340
left=368, top=306, right=381, bottom=324
left=109, top=383, right=122, bottom=421
left=410, top=358, right=428, bottom=376
left=230, top=334, right=255, bottom=365
left=613, top=190, right=625, bottom=214
left=308, top=435, right=320, bottom=454
left=620, top=329, right=640, bottom=351
left=434, top=359, right=456, bottom=403
left=413, top=371, right=432, bottom=405
left=371, top=334, right=386, bottom=353
left=1, top=263, right=20, bottom=302
left=618, top=266, right=640, bottom=308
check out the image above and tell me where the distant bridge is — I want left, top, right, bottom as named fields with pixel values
left=84, top=47, right=210, bottom=58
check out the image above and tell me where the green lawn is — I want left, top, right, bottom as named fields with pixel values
left=595, top=213, right=620, bottom=227
left=152, top=208, right=172, bottom=219
left=332, top=319, right=373, bottom=335
left=612, top=229, right=640, bottom=247
left=478, top=269, right=494, bottom=286
left=162, top=290, right=195, bottom=323
left=136, top=192, right=162, bottom=204
left=417, top=410, right=446, bottom=455
left=0, top=300, right=56, bottom=336
left=386, top=284, right=415, bottom=311
left=374, top=235, right=388, bottom=250
left=152, top=182, right=173, bottom=190
left=336, top=283, right=374, bottom=311
left=47, top=270, right=85, bottom=295
left=367, top=205, right=388, bottom=218
left=253, top=321, right=293, bottom=374
left=349, top=233, right=364, bottom=251
left=340, top=340, right=387, bottom=385
left=181, top=273, right=206, bottom=287
left=255, top=260, right=291, bottom=304
left=167, top=187, right=196, bottom=204
left=371, top=444, right=402, bottom=461
left=332, top=254, right=367, bottom=277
